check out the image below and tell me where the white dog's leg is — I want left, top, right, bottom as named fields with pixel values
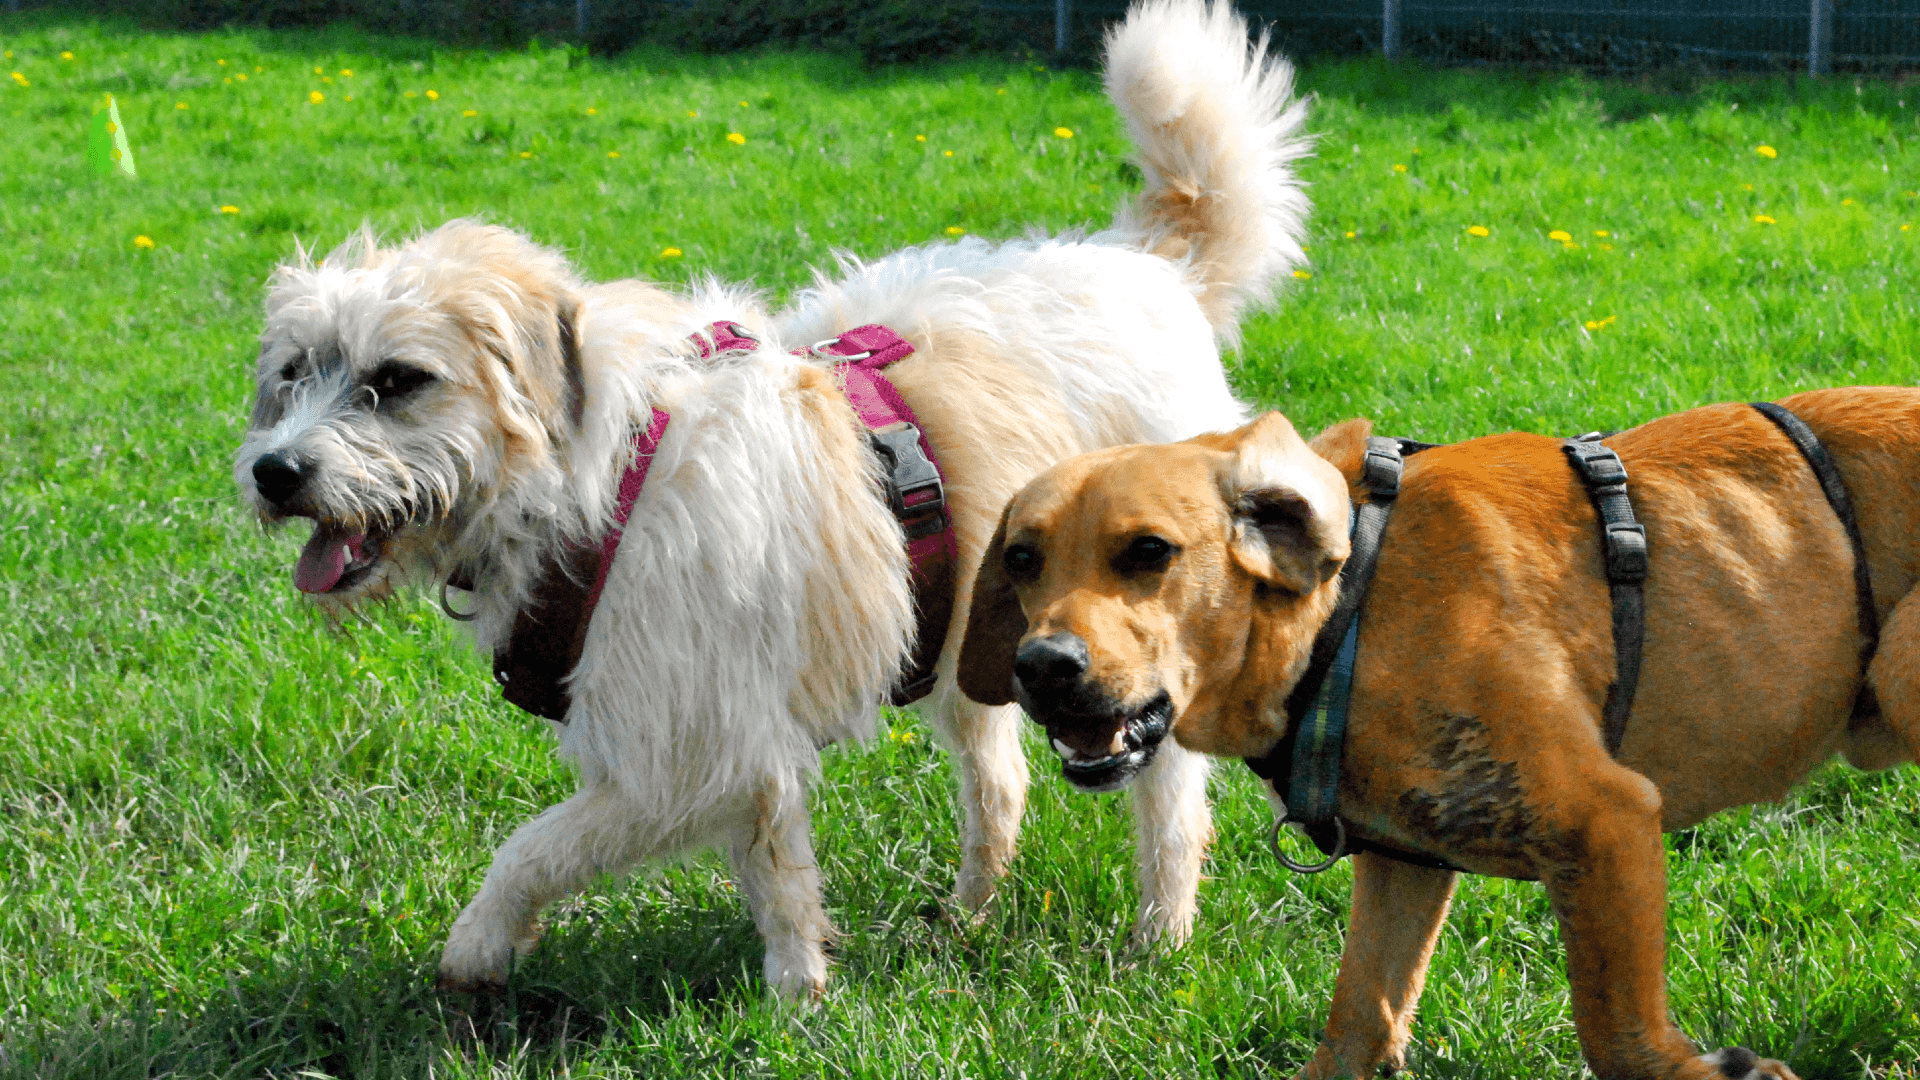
left=726, top=779, right=834, bottom=999
left=1129, top=740, right=1211, bottom=947
left=438, top=782, right=653, bottom=989
left=936, top=695, right=1030, bottom=914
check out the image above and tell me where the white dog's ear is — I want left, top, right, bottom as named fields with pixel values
left=1222, top=412, right=1352, bottom=595
left=957, top=505, right=1027, bottom=707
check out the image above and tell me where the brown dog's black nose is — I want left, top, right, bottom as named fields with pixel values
left=252, top=451, right=309, bottom=507
left=1014, top=633, right=1089, bottom=692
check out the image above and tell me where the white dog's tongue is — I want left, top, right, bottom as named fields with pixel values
left=295, top=529, right=366, bottom=593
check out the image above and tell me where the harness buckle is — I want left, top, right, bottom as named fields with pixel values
left=1565, top=441, right=1629, bottom=486
left=868, top=423, right=947, bottom=537
left=1604, top=521, right=1649, bottom=583
left=1362, top=439, right=1404, bottom=499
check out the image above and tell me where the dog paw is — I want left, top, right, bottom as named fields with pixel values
left=763, top=940, right=829, bottom=1001
left=1129, top=905, right=1195, bottom=952
left=437, top=916, right=542, bottom=990
left=1700, top=1047, right=1802, bottom=1080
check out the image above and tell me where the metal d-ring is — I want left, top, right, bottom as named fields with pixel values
left=809, top=338, right=871, bottom=362
left=439, top=578, right=478, bottom=622
left=1270, top=814, right=1347, bottom=874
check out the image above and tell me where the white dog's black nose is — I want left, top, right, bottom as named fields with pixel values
left=252, top=451, right=309, bottom=507
left=1014, top=633, right=1090, bottom=692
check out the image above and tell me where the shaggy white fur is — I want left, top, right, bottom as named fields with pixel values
left=233, top=0, right=1313, bottom=998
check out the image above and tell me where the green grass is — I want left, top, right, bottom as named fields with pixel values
left=3, top=13, right=1918, bottom=1079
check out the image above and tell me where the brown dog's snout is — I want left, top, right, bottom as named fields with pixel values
left=1013, top=633, right=1089, bottom=697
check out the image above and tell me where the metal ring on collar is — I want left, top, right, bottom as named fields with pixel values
left=440, top=579, right=478, bottom=622
left=1270, top=814, right=1346, bottom=874
left=810, top=338, right=872, bottom=361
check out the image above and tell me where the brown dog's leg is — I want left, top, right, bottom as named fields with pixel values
left=1295, top=852, right=1457, bottom=1079
left=1857, top=586, right=1920, bottom=771
left=1539, top=769, right=1798, bottom=1080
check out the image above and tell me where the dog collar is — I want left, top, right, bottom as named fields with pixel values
left=491, top=321, right=957, bottom=722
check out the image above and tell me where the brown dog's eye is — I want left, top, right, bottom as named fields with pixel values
left=1003, top=543, right=1042, bottom=582
left=1112, top=535, right=1177, bottom=575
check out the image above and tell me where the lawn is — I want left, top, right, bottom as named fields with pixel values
left=1, top=12, right=1917, bottom=1079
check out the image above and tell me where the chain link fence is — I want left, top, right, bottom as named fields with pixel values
left=7, top=0, right=1918, bottom=71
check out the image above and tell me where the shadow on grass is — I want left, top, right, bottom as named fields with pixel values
left=3, top=905, right=769, bottom=1077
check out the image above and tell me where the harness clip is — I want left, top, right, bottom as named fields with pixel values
left=868, top=423, right=947, bottom=537
left=1604, top=521, right=1649, bottom=583
left=1361, top=439, right=1404, bottom=499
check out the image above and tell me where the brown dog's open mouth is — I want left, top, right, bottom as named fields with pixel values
left=293, top=523, right=388, bottom=595
left=1042, top=692, right=1173, bottom=793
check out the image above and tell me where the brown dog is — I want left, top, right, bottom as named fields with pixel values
left=957, top=386, right=1920, bottom=1080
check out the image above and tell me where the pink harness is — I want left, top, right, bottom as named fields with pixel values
left=494, top=320, right=956, bottom=719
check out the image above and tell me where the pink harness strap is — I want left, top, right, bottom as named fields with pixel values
left=494, top=320, right=956, bottom=721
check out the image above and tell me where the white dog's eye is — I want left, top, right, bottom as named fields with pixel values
left=363, top=361, right=436, bottom=404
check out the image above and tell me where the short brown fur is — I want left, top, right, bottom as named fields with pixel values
left=958, top=386, right=1920, bottom=1080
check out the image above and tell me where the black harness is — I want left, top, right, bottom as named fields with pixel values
left=1244, top=402, right=1876, bottom=875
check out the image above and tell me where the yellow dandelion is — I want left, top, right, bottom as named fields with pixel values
left=1548, top=229, right=1572, bottom=242
left=587, top=107, right=597, bottom=115
left=1467, top=225, right=1490, bottom=237
left=607, top=150, right=620, bottom=158
left=235, top=72, right=246, bottom=81
left=339, top=68, right=352, bottom=77
left=1344, top=230, right=1356, bottom=238
left=220, top=205, right=239, bottom=214
left=738, top=99, right=748, bottom=107
left=174, top=101, right=188, bottom=110
left=217, top=59, right=227, bottom=66
left=726, top=131, right=745, bottom=145
left=1742, top=183, right=1754, bottom=191
left=945, top=226, right=966, bottom=236
left=344, top=94, right=352, bottom=101
left=308, top=90, right=324, bottom=104
left=519, top=150, right=532, bottom=158
left=1562, top=242, right=1579, bottom=250
left=312, top=66, right=322, bottom=74
left=321, top=76, right=332, bottom=83
left=1594, top=229, right=1610, bottom=237
left=686, top=109, right=697, bottom=117
left=1054, top=126, right=1073, bottom=138
left=223, top=77, right=230, bottom=84
left=1293, top=269, right=1312, bottom=280
left=462, top=109, right=478, bottom=117
left=11, top=72, right=29, bottom=87
left=254, top=66, right=262, bottom=72
left=1584, top=315, right=1618, bottom=331
left=660, top=246, right=683, bottom=257
left=425, top=89, right=438, bottom=100
left=996, top=87, right=1006, bottom=95
left=1904, top=224, right=1912, bottom=232
left=914, top=134, right=926, bottom=142
left=1842, top=198, right=1855, bottom=206
left=1393, top=163, right=1408, bottom=172
left=1755, top=144, right=1777, bottom=159
left=944, top=149, right=953, bottom=157
left=1754, top=214, right=1776, bottom=224
left=1599, top=243, right=1615, bottom=250
left=133, top=235, right=155, bottom=249
left=60, top=51, right=73, bottom=60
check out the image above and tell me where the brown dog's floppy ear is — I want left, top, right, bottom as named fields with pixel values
left=1224, top=412, right=1353, bottom=595
left=956, top=506, right=1026, bottom=706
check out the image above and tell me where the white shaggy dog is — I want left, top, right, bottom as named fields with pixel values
left=233, top=0, right=1311, bottom=997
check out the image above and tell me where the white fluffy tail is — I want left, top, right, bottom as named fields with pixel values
left=1105, top=0, right=1312, bottom=342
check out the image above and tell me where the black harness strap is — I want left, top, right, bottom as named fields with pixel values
left=1749, top=401, right=1879, bottom=714
left=1562, top=437, right=1650, bottom=756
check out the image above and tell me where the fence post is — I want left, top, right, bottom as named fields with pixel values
left=577, top=0, right=590, bottom=40
left=1809, top=0, right=1832, bottom=74
left=1055, top=0, right=1071, bottom=54
left=1383, top=0, right=1401, bottom=59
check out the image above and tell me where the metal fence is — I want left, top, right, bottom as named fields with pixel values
left=8, top=0, right=1918, bottom=71
left=1010, top=0, right=1920, bottom=71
